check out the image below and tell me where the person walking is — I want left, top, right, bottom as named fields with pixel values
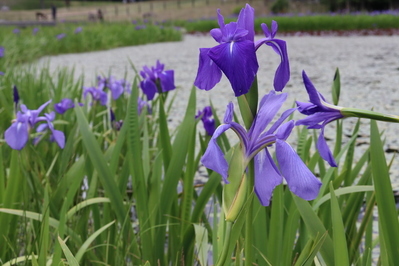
left=51, top=5, right=57, bottom=21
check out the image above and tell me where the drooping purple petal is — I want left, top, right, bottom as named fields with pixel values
left=208, top=40, right=258, bottom=97
left=302, top=71, right=325, bottom=108
left=276, top=140, right=322, bottom=201
left=194, top=48, right=222, bottom=91
left=140, top=79, right=158, bottom=100
left=316, top=128, right=338, bottom=167
left=267, top=39, right=290, bottom=91
left=201, top=124, right=232, bottom=183
left=51, top=129, right=65, bottom=149
left=5, top=121, right=29, bottom=150
left=254, top=149, right=283, bottom=206
left=159, top=70, right=175, bottom=92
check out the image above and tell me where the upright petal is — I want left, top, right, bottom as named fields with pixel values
left=302, top=71, right=325, bottom=107
left=254, top=149, right=283, bottom=206
left=201, top=124, right=232, bottom=183
left=194, top=48, right=222, bottom=91
left=208, top=40, right=258, bottom=97
left=249, top=91, right=287, bottom=140
left=276, top=140, right=322, bottom=201
left=236, top=4, right=255, bottom=41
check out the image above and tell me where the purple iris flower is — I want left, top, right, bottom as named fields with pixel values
left=35, top=112, right=66, bottom=148
left=0, top=46, right=4, bottom=58
left=255, top=21, right=290, bottom=92
left=0, top=71, right=4, bottom=76
left=56, top=33, right=66, bottom=40
left=201, top=91, right=322, bottom=206
left=13, top=28, right=20, bottom=34
left=5, top=100, right=65, bottom=150
left=295, top=71, right=344, bottom=167
left=194, top=4, right=258, bottom=97
left=54, top=98, right=75, bottom=114
left=196, top=106, right=216, bottom=136
left=135, top=25, right=146, bottom=30
left=83, top=86, right=108, bottom=106
left=138, top=97, right=151, bottom=114
left=74, top=27, right=83, bottom=34
left=32, top=28, right=39, bottom=35
left=139, top=60, right=175, bottom=100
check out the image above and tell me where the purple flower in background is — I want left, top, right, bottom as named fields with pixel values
left=54, top=98, right=75, bottom=114
left=0, top=46, right=4, bottom=58
left=255, top=21, right=290, bottom=91
left=56, top=33, right=66, bottom=40
left=110, top=108, right=123, bottom=131
left=138, top=97, right=151, bottom=114
left=201, top=90, right=321, bottom=206
left=32, top=27, right=39, bottom=35
left=295, top=71, right=344, bottom=167
left=13, top=28, right=20, bottom=34
left=196, top=106, right=216, bottom=136
left=139, top=60, right=175, bottom=100
left=83, top=86, right=108, bottom=106
left=97, top=76, right=131, bottom=100
left=194, top=4, right=258, bottom=97
left=74, top=27, right=83, bottom=34
left=5, top=100, right=65, bottom=150
left=135, top=25, right=146, bottom=30
left=13, top=85, right=19, bottom=111
left=0, top=71, right=4, bottom=76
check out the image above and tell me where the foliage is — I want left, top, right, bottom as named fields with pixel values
left=0, top=22, right=181, bottom=70
left=271, top=0, right=290, bottom=14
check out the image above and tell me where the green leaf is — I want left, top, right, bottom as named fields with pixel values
left=75, top=220, right=115, bottom=262
left=193, top=224, right=209, bottom=266
left=331, top=68, right=340, bottom=105
left=58, top=236, right=80, bottom=266
left=329, top=183, right=349, bottom=266
left=293, top=196, right=334, bottom=265
left=370, top=120, right=399, bottom=265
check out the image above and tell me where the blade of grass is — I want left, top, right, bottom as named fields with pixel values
left=58, top=236, right=80, bottom=266
left=370, top=120, right=399, bottom=265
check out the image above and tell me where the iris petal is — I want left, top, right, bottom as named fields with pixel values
left=194, top=48, right=222, bottom=91
left=276, top=140, right=322, bottom=201
left=208, top=41, right=258, bottom=97
left=236, top=4, right=255, bottom=41
left=249, top=91, right=287, bottom=140
left=267, top=39, right=290, bottom=91
left=254, top=149, right=283, bottom=206
left=201, top=124, right=232, bottom=183
left=159, top=70, right=175, bottom=92
left=316, top=129, right=338, bottom=167
left=5, top=122, right=29, bottom=150
left=140, top=79, right=158, bottom=100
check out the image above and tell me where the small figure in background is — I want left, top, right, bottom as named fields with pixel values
left=35, top=12, right=47, bottom=21
left=97, top=9, right=104, bottom=22
left=51, top=5, right=57, bottom=21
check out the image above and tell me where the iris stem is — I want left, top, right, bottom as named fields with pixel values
left=245, top=161, right=255, bottom=266
left=216, top=221, right=233, bottom=266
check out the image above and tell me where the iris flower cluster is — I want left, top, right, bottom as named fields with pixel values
left=83, top=75, right=132, bottom=106
left=197, top=4, right=332, bottom=206
left=5, top=93, right=65, bottom=150
left=194, top=4, right=289, bottom=96
left=139, top=60, right=175, bottom=100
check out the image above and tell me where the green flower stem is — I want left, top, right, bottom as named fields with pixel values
left=245, top=161, right=255, bottom=266
left=341, top=108, right=399, bottom=123
left=216, top=221, right=233, bottom=266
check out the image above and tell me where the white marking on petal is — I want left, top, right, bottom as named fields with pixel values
left=229, top=42, right=234, bottom=55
